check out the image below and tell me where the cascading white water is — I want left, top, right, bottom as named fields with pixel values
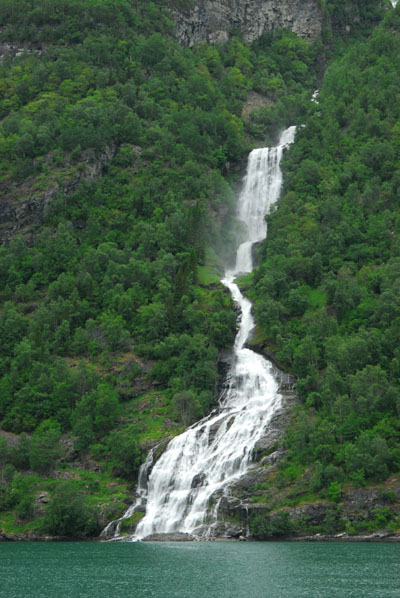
left=100, top=448, right=155, bottom=539
left=123, top=127, right=296, bottom=540
left=391, top=1, right=398, bottom=8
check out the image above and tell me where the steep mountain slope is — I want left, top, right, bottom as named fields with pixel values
left=171, top=0, right=385, bottom=47
left=242, top=3, right=400, bottom=538
left=0, top=0, right=321, bottom=537
left=0, top=0, right=396, bottom=539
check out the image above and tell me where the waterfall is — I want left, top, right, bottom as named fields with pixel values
left=100, top=448, right=155, bottom=539
left=109, top=127, right=296, bottom=540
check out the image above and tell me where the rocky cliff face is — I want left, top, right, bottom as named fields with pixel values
left=171, top=0, right=323, bottom=46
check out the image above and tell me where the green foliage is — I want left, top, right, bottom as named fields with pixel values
left=6, top=471, right=38, bottom=522
left=249, top=510, right=294, bottom=538
left=0, top=0, right=324, bottom=447
left=0, top=436, right=7, bottom=481
left=321, top=0, right=385, bottom=40
left=13, top=493, right=35, bottom=523
left=72, top=384, right=120, bottom=452
left=251, top=7, right=400, bottom=490
left=326, top=481, right=341, bottom=503
left=29, top=420, right=63, bottom=475
left=119, top=510, right=143, bottom=532
left=106, top=425, right=143, bottom=479
left=0, top=0, right=391, bottom=536
left=171, top=390, right=203, bottom=426
left=40, top=481, right=100, bottom=537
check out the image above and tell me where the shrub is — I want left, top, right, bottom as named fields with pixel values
left=41, top=482, right=100, bottom=537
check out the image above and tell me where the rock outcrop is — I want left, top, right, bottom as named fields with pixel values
left=171, top=0, right=323, bottom=46
left=213, top=480, right=400, bottom=540
left=0, top=144, right=119, bottom=245
left=0, top=34, right=48, bottom=65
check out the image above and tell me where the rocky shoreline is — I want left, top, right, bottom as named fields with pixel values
left=2, top=530, right=400, bottom=543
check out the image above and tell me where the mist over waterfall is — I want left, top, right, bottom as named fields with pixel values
left=117, top=127, right=296, bottom=540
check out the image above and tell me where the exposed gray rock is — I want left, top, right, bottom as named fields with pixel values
left=171, top=0, right=323, bottom=47
left=202, top=519, right=245, bottom=538
left=37, top=492, right=50, bottom=504
left=0, top=429, right=21, bottom=447
left=217, top=482, right=400, bottom=540
left=207, top=417, right=224, bottom=445
left=0, top=40, right=48, bottom=65
left=100, top=519, right=121, bottom=539
left=252, top=393, right=297, bottom=457
left=242, top=91, right=273, bottom=122
left=0, top=144, right=117, bottom=245
left=217, top=349, right=234, bottom=395
left=246, top=342, right=297, bottom=391
left=191, top=472, right=208, bottom=488
left=286, top=503, right=329, bottom=527
left=259, top=449, right=285, bottom=467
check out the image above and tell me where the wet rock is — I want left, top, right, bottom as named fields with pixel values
left=205, top=521, right=244, bottom=539
left=252, top=412, right=288, bottom=455
left=374, top=529, right=394, bottom=539
left=218, top=495, right=242, bottom=511
left=207, top=419, right=223, bottom=445
left=217, top=349, right=234, bottom=395
left=59, top=437, right=79, bottom=461
left=191, top=473, right=207, bottom=488
left=0, top=531, right=47, bottom=542
left=100, top=519, right=123, bottom=539
left=227, top=470, right=268, bottom=496
left=252, top=397, right=296, bottom=461
left=224, top=526, right=245, bottom=538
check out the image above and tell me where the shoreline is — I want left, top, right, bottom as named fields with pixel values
left=2, top=531, right=400, bottom=543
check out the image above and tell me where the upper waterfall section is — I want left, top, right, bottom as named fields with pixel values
left=230, top=126, right=296, bottom=278
left=171, top=0, right=323, bottom=46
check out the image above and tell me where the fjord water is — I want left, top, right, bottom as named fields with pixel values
left=1, top=541, right=400, bottom=598
left=125, top=127, right=296, bottom=539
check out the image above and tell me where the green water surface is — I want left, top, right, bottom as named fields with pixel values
left=1, top=541, right=399, bottom=597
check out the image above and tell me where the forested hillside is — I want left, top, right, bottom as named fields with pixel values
left=0, top=0, right=324, bottom=536
left=247, top=3, right=400, bottom=535
left=0, top=0, right=397, bottom=539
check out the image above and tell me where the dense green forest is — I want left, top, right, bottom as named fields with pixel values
left=247, top=3, right=400, bottom=535
left=0, top=0, right=398, bottom=538
left=0, top=0, right=322, bottom=536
